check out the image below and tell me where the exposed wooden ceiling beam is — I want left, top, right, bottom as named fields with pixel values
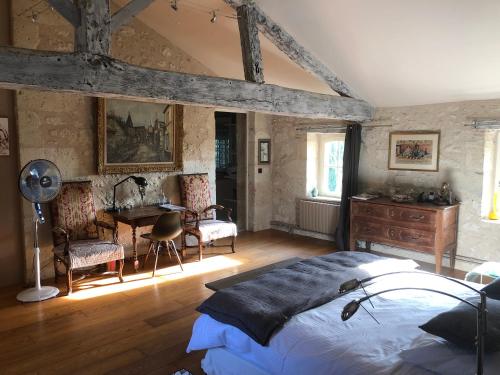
left=47, top=0, right=80, bottom=27
left=110, top=0, right=156, bottom=32
left=236, top=4, right=264, bottom=83
left=75, top=0, right=111, bottom=55
left=0, top=47, right=373, bottom=121
left=224, top=0, right=360, bottom=99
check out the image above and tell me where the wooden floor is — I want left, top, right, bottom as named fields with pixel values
left=0, top=230, right=336, bottom=375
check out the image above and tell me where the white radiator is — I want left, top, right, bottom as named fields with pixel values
left=297, top=199, right=340, bottom=235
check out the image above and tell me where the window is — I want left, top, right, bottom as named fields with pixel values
left=482, top=131, right=500, bottom=219
left=307, top=133, right=345, bottom=199
left=321, top=138, right=344, bottom=197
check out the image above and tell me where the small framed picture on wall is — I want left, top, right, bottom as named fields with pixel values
left=0, top=118, right=9, bottom=156
left=388, top=131, right=440, bottom=171
left=258, top=139, right=271, bottom=164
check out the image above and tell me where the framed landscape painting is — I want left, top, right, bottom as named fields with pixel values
left=98, top=98, right=183, bottom=174
left=388, top=131, right=440, bottom=172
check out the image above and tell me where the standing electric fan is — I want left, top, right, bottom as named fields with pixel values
left=17, top=159, right=62, bottom=302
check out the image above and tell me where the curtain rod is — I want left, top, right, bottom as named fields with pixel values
left=295, top=123, right=392, bottom=132
left=464, top=120, right=500, bottom=129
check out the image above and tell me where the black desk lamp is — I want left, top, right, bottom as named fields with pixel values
left=339, top=271, right=487, bottom=375
left=111, top=176, right=148, bottom=212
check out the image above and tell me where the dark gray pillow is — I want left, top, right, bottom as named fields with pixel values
left=482, top=278, right=500, bottom=300
left=419, top=297, right=500, bottom=352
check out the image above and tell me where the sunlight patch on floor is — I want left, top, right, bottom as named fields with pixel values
left=65, top=255, right=242, bottom=300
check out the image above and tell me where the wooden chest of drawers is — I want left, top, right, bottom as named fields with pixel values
left=349, top=198, right=459, bottom=273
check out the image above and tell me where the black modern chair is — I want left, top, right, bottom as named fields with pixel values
left=141, top=212, right=184, bottom=277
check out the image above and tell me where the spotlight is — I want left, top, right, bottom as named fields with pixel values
left=210, top=11, right=217, bottom=23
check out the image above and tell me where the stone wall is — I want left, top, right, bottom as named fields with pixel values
left=270, top=100, right=500, bottom=270
left=12, top=0, right=216, bottom=282
left=247, top=112, right=273, bottom=231
left=271, top=117, right=345, bottom=225
left=360, top=100, right=500, bottom=268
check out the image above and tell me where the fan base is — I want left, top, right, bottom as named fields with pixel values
left=16, top=286, right=60, bottom=302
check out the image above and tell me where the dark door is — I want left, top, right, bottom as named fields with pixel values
left=215, top=112, right=246, bottom=229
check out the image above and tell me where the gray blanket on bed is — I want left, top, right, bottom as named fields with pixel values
left=197, top=251, right=418, bottom=346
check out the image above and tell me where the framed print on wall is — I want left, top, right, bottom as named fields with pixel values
left=388, top=131, right=440, bottom=172
left=0, top=118, right=8, bottom=156
left=98, top=98, right=183, bottom=174
left=258, top=139, right=271, bottom=164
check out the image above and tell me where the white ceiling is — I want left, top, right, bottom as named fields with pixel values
left=117, top=0, right=500, bottom=107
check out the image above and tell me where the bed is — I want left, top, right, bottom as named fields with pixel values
left=187, top=253, right=500, bottom=374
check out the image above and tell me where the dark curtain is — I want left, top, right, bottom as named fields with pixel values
left=334, top=123, right=362, bottom=251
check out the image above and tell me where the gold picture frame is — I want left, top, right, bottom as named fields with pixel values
left=388, top=131, right=440, bottom=172
left=97, top=98, right=183, bottom=174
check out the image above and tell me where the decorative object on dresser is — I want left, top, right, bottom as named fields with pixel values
left=109, top=175, right=148, bottom=212
left=417, top=182, right=457, bottom=206
left=178, top=173, right=237, bottom=260
left=350, top=197, right=459, bottom=273
left=98, top=98, right=183, bottom=174
left=17, top=159, right=62, bottom=302
left=50, top=181, right=125, bottom=295
left=388, top=131, right=440, bottom=171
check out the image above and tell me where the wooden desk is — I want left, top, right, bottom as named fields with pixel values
left=350, top=197, right=459, bottom=274
left=111, top=205, right=185, bottom=271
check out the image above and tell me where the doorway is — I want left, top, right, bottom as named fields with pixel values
left=215, top=112, right=247, bottom=230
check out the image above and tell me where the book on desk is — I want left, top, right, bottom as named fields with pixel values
left=159, top=203, right=186, bottom=211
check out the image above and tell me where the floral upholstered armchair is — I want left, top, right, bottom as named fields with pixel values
left=50, top=181, right=124, bottom=294
left=178, top=173, right=237, bottom=261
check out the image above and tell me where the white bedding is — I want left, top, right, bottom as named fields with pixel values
left=187, top=273, right=500, bottom=375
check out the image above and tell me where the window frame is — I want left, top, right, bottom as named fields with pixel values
left=482, top=131, right=500, bottom=220
left=317, top=133, right=345, bottom=198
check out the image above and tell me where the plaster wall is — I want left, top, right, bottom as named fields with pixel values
left=12, top=0, right=216, bottom=282
left=247, top=112, right=273, bottom=231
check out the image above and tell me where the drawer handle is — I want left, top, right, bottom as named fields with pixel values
left=364, top=208, right=374, bottom=214
left=408, top=235, right=422, bottom=240
left=363, top=227, right=374, bottom=233
left=409, top=214, right=425, bottom=220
